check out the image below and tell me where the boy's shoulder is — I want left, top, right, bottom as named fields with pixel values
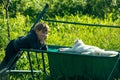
left=26, top=30, right=37, bottom=39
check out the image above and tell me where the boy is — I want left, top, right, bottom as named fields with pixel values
left=0, top=23, right=49, bottom=70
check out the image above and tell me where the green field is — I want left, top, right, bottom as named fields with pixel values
left=1, top=14, right=120, bottom=80
left=0, top=0, right=120, bottom=79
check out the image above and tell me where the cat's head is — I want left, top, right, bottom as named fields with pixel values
left=74, top=39, right=84, bottom=47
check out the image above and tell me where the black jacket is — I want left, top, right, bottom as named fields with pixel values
left=5, top=30, right=47, bottom=61
left=13, top=30, right=47, bottom=51
left=0, top=30, right=47, bottom=70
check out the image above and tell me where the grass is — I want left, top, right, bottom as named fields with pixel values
left=0, top=14, right=120, bottom=79
left=46, top=15, right=120, bottom=50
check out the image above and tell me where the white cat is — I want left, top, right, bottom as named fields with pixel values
left=59, top=39, right=118, bottom=57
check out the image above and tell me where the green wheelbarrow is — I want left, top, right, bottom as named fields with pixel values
left=47, top=45, right=120, bottom=80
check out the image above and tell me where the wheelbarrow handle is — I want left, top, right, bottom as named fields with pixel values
left=30, top=3, right=49, bottom=31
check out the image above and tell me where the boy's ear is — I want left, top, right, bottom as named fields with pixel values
left=35, top=29, right=40, bottom=33
left=35, top=29, right=40, bottom=35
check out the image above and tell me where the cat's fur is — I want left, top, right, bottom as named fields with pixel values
left=59, top=39, right=118, bottom=57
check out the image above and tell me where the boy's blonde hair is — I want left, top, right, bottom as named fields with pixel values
left=34, top=23, right=49, bottom=32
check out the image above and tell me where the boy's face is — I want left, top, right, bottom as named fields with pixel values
left=35, top=30, right=48, bottom=44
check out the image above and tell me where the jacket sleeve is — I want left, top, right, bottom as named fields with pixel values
left=41, top=45, right=48, bottom=50
left=23, top=35, right=48, bottom=50
left=14, top=30, right=48, bottom=50
left=26, top=30, right=48, bottom=50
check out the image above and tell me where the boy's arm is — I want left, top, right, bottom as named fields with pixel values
left=41, top=44, right=48, bottom=50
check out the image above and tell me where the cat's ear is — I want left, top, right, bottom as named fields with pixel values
left=75, top=38, right=79, bottom=43
left=78, top=39, right=84, bottom=45
left=76, top=38, right=79, bottom=41
left=74, top=39, right=78, bottom=45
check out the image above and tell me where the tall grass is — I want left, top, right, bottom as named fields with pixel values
left=46, top=14, right=120, bottom=50
left=0, top=14, right=120, bottom=79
